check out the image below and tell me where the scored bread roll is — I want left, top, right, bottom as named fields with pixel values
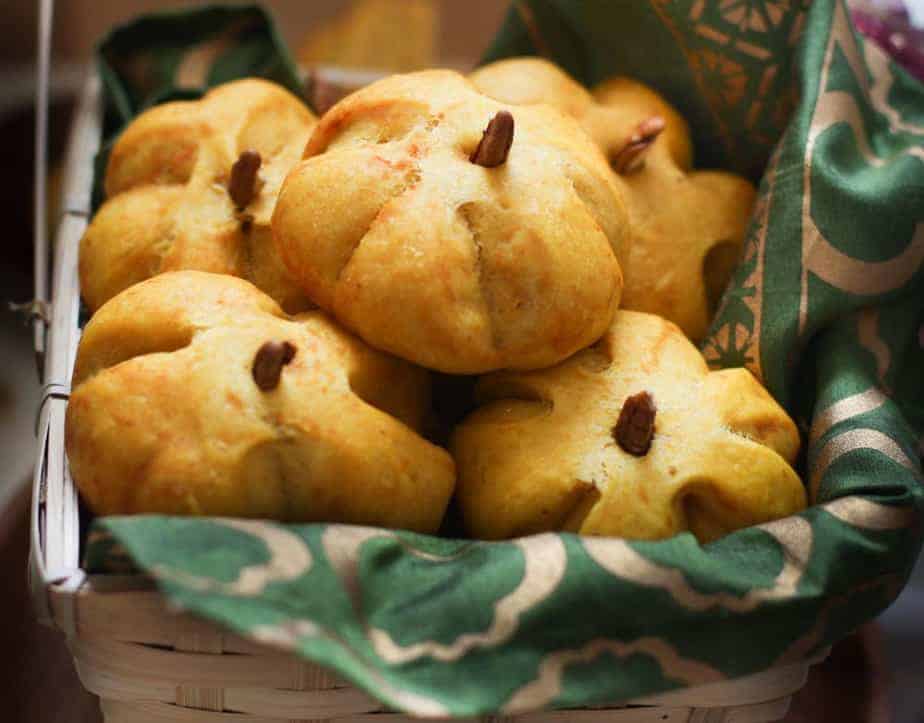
left=66, top=271, right=455, bottom=533
left=272, top=69, right=631, bottom=374
left=81, top=79, right=317, bottom=314
left=472, top=58, right=756, bottom=341
left=452, top=310, right=804, bottom=542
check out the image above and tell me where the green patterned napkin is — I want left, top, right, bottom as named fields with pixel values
left=83, top=1, right=924, bottom=716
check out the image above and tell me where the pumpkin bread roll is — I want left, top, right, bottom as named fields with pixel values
left=272, top=69, right=631, bottom=374
left=66, top=271, right=455, bottom=533
left=452, top=311, right=804, bottom=543
left=80, top=79, right=316, bottom=314
left=472, top=58, right=756, bottom=341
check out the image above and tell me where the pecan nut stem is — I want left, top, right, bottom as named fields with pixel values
left=470, top=110, right=515, bottom=168
left=229, top=150, right=262, bottom=209
left=610, top=116, right=665, bottom=174
left=614, top=390, right=657, bottom=456
left=252, top=341, right=297, bottom=391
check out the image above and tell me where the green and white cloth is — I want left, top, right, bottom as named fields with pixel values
left=85, top=1, right=924, bottom=715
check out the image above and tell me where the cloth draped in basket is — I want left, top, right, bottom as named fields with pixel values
left=84, top=1, right=924, bottom=716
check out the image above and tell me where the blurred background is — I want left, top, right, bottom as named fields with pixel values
left=1, top=1, right=922, bottom=722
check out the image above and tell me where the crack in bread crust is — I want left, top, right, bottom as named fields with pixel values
left=560, top=481, right=603, bottom=532
left=334, top=166, right=423, bottom=285
left=458, top=202, right=500, bottom=353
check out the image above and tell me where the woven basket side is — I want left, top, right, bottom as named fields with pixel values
left=100, top=697, right=792, bottom=723
left=52, top=579, right=346, bottom=666
left=55, top=578, right=815, bottom=721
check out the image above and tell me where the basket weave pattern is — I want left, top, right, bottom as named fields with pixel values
left=52, top=578, right=815, bottom=722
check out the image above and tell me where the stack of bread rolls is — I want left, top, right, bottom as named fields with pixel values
left=66, top=60, right=805, bottom=541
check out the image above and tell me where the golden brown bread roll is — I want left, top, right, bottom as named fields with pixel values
left=471, top=58, right=756, bottom=341
left=80, top=79, right=317, bottom=314
left=272, top=69, right=631, bottom=374
left=65, top=271, right=455, bottom=533
left=451, top=310, right=805, bottom=542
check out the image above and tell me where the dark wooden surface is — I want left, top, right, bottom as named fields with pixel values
left=2, top=484, right=102, bottom=723
left=784, top=623, right=891, bottom=723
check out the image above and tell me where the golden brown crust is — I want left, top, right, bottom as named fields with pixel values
left=588, top=77, right=693, bottom=171
left=470, top=58, right=596, bottom=120
left=620, top=164, right=756, bottom=339
left=451, top=311, right=805, bottom=542
left=273, top=70, right=630, bottom=374
left=472, top=58, right=756, bottom=341
left=81, top=79, right=317, bottom=314
left=66, top=271, right=455, bottom=533
left=472, top=61, right=693, bottom=171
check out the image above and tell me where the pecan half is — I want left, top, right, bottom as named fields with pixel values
left=252, top=341, right=297, bottom=391
left=613, top=390, right=657, bottom=456
left=470, top=111, right=515, bottom=168
left=610, top=116, right=665, bottom=174
left=229, top=149, right=262, bottom=209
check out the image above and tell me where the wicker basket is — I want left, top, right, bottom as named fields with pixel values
left=27, top=71, right=827, bottom=723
